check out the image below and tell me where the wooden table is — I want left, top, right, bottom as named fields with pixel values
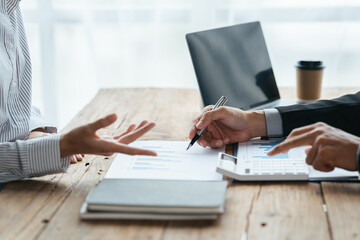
left=1, top=87, right=360, bottom=240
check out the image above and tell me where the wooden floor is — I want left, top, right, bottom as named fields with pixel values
left=1, top=87, right=360, bottom=240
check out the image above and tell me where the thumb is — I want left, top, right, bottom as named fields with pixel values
left=196, top=107, right=225, bottom=129
left=89, top=114, right=117, bottom=131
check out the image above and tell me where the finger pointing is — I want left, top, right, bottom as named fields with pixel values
left=267, top=130, right=319, bottom=156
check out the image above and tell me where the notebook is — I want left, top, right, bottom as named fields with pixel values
left=81, top=179, right=228, bottom=220
left=80, top=204, right=219, bottom=220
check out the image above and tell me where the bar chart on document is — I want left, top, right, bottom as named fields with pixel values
left=105, top=141, right=224, bottom=181
left=133, top=144, right=186, bottom=172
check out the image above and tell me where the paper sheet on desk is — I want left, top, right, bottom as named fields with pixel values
left=105, top=141, right=224, bottom=181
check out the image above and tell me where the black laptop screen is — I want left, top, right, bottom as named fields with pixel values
left=186, top=22, right=280, bottom=110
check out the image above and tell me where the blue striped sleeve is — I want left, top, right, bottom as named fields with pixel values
left=0, top=135, right=70, bottom=183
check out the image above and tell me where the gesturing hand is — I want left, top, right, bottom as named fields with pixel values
left=29, top=129, right=83, bottom=164
left=268, top=122, right=360, bottom=172
left=189, top=106, right=266, bottom=148
left=60, top=113, right=157, bottom=157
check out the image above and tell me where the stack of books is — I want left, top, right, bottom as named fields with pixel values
left=81, top=179, right=227, bottom=220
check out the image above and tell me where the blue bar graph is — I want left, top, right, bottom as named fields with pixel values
left=253, top=154, right=288, bottom=159
left=134, top=162, right=151, bottom=165
left=251, top=140, right=289, bottom=159
left=132, top=167, right=168, bottom=170
left=142, top=146, right=162, bottom=149
left=154, top=150, right=176, bottom=153
left=136, top=157, right=177, bottom=162
left=133, top=161, right=166, bottom=169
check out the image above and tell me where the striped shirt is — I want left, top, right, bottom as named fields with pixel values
left=0, top=0, right=70, bottom=183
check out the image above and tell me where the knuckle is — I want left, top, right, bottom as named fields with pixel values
left=204, top=105, right=213, bottom=112
left=315, top=136, right=327, bottom=144
left=314, top=136, right=322, bottom=144
left=217, top=106, right=226, bottom=113
left=325, top=160, right=335, bottom=169
left=315, top=122, right=326, bottom=127
left=290, top=128, right=300, bottom=135
left=312, top=161, right=323, bottom=171
left=203, top=111, right=211, bottom=120
left=318, top=148, right=327, bottom=157
left=285, top=138, right=295, bottom=145
left=318, top=147, right=331, bottom=157
left=313, top=128, right=325, bottom=135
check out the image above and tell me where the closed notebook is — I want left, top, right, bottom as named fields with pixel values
left=85, top=179, right=228, bottom=214
left=80, top=203, right=220, bottom=220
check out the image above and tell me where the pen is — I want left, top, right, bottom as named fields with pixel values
left=186, top=96, right=228, bottom=150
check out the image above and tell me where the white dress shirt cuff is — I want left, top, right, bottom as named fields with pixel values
left=17, top=134, right=70, bottom=177
left=263, top=109, right=284, bottom=137
left=29, top=106, right=57, bottom=133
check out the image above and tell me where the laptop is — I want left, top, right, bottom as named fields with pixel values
left=186, top=21, right=298, bottom=110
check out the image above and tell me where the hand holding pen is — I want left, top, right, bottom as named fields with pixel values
left=188, top=101, right=267, bottom=149
left=187, top=96, right=228, bottom=150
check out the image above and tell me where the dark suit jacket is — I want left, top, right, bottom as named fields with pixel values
left=276, top=91, right=360, bottom=136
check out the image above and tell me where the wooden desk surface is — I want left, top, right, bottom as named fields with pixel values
left=1, top=87, right=360, bottom=240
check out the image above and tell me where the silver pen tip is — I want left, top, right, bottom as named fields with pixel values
left=186, top=144, right=192, bottom=151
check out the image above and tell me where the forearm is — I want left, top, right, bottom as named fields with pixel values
left=0, top=135, right=70, bottom=183
left=276, top=92, right=360, bottom=136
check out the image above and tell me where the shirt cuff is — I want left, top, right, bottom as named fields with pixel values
left=17, top=134, right=70, bottom=177
left=29, top=106, right=57, bottom=134
left=263, top=109, right=284, bottom=137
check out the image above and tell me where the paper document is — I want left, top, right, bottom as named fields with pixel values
left=105, top=141, right=224, bottom=181
left=237, top=139, right=358, bottom=179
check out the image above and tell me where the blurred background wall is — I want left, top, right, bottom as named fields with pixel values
left=21, top=0, right=360, bottom=128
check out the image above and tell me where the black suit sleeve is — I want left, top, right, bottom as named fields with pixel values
left=275, top=91, right=360, bottom=136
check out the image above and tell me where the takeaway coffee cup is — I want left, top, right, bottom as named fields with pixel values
left=296, top=61, right=325, bottom=101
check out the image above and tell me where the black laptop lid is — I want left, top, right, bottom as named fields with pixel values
left=186, top=21, right=280, bottom=110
